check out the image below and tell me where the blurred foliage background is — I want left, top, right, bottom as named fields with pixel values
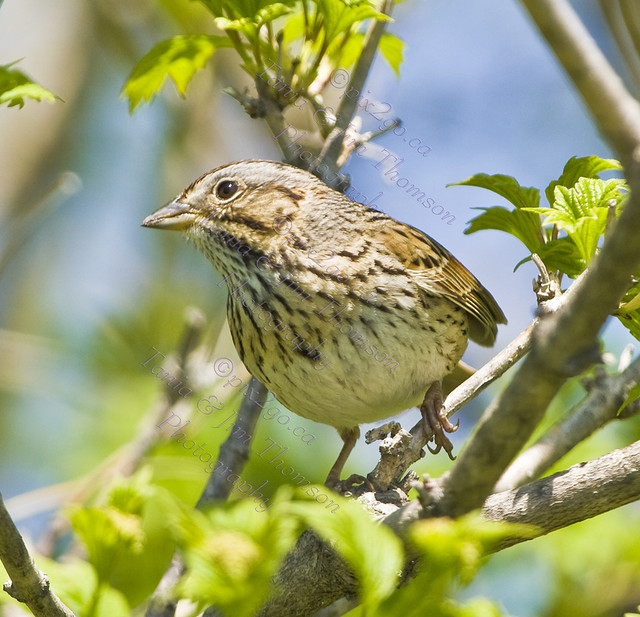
left=1, top=0, right=640, bottom=615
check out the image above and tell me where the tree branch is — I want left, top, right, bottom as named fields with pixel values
left=319, top=0, right=394, bottom=173
left=252, top=438, right=640, bottom=617
left=519, top=0, right=640, bottom=164
left=436, top=0, right=640, bottom=518
left=0, top=493, right=76, bottom=617
left=442, top=320, right=536, bottom=420
left=483, top=439, right=640, bottom=548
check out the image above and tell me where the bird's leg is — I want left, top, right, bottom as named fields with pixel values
left=325, top=426, right=364, bottom=491
left=420, top=381, right=458, bottom=460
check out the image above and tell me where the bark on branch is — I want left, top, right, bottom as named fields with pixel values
left=483, top=439, right=640, bottom=547
left=0, top=493, right=76, bottom=617
left=254, top=439, right=640, bottom=617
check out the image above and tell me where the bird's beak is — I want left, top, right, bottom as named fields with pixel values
left=142, top=198, right=195, bottom=231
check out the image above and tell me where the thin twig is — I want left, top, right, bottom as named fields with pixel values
left=442, top=321, right=536, bottom=420
left=144, top=379, right=266, bottom=617
left=319, top=0, right=394, bottom=173
left=0, top=493, right=76, bottom=617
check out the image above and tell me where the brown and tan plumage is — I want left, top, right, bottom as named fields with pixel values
left=377, top=222, right=504, bottom=347
left=142, top=160, right=506, bottom=488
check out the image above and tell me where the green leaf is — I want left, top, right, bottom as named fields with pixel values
left=515, top=237, right=586, bottom=279
left=67, top=470, right=182, bottom=605
left=464, top=206, right=542, bottom=253
left=454, top=173, right=542, bottom=251
left=123, top=35, right=232, bottom=111
left=527, top=177, right=625, bottom=263
left=333, top=32, right=364, bottom=69
left=451, top=172, right=541, bottom=210
left=280, top=12, right=306, bottom=48
left=370, top=515, right=532, bottom=617
left=255, top=2, right=296, bottom=25
left=176, top=491, right=300, bottom=617
left=378, top=33, right=405, bottom=76
left=284, top=489, right=404, bottom=609
left=617, top=275, right=640, bottom=343
left=619, top=381, right=640, bottom=415
left=69, top=506, right=145, bottom=582
left=216, top=3, right=295, bottom=40
left=544, top=155, right=622, bottom=205
left=315, top=0, right=391, bottom=43
left=37, top=559, right=130, bottom=617
left=0, top=61, right=59, bottom=108
left=195, top=0, right=226, bottom=16
left=198, top=0, right=296, bottom=20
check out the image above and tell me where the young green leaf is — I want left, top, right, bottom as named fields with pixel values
left=35, top=558, right=130, bottom=617
left=69, top=506, right=145, bottom=583
left=175, top=492, right=301, bottom=617
left=544, top=155, right=622, bottom=205
left=451, top=173, right=541, bottom=210
left=617, top=275, right=640, bottom=342
left=378, top=32, right=405, bottom=76
left=368, top=515, right=528, bottom=617
left=332, top=32, right=365, bottom=69
left=525, top=178, right=626, bottom=263
left=216, top=3, right=295, bottom=42
left=198, top=0, right=296, bottom=19
left=123, top=35, right=232, bottom=111
left=453, top=173, right=542, bottom=252
left=465, top=206, right=542, bottom=254
left=315, top=0, right=391, bottom=44
left=0, top=61, right=59, bottom=108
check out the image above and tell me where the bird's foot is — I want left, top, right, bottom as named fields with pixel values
left=420, top=381, right=458, bottom=460
left=326, top=473, right=371, bottom=494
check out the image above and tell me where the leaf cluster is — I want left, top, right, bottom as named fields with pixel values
left=123, top=0, right=404, bottom=111
left=455, top=155, right=640, bottom=340
left=31, top=472, right=525, bottom=617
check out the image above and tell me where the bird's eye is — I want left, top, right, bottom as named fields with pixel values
left=215, top=180, right=239, bottom=201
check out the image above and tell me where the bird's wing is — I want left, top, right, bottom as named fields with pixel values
left=376, top=221, right=507, bottom=346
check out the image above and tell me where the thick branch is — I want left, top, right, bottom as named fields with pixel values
left=483, top=439, right=640, bottom=548
left=0, top=493, right=76, bottom=617
left=254, top=440, right=640, bottom=617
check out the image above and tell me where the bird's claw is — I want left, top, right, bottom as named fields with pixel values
left=420, top=382, right=457, bottom=461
